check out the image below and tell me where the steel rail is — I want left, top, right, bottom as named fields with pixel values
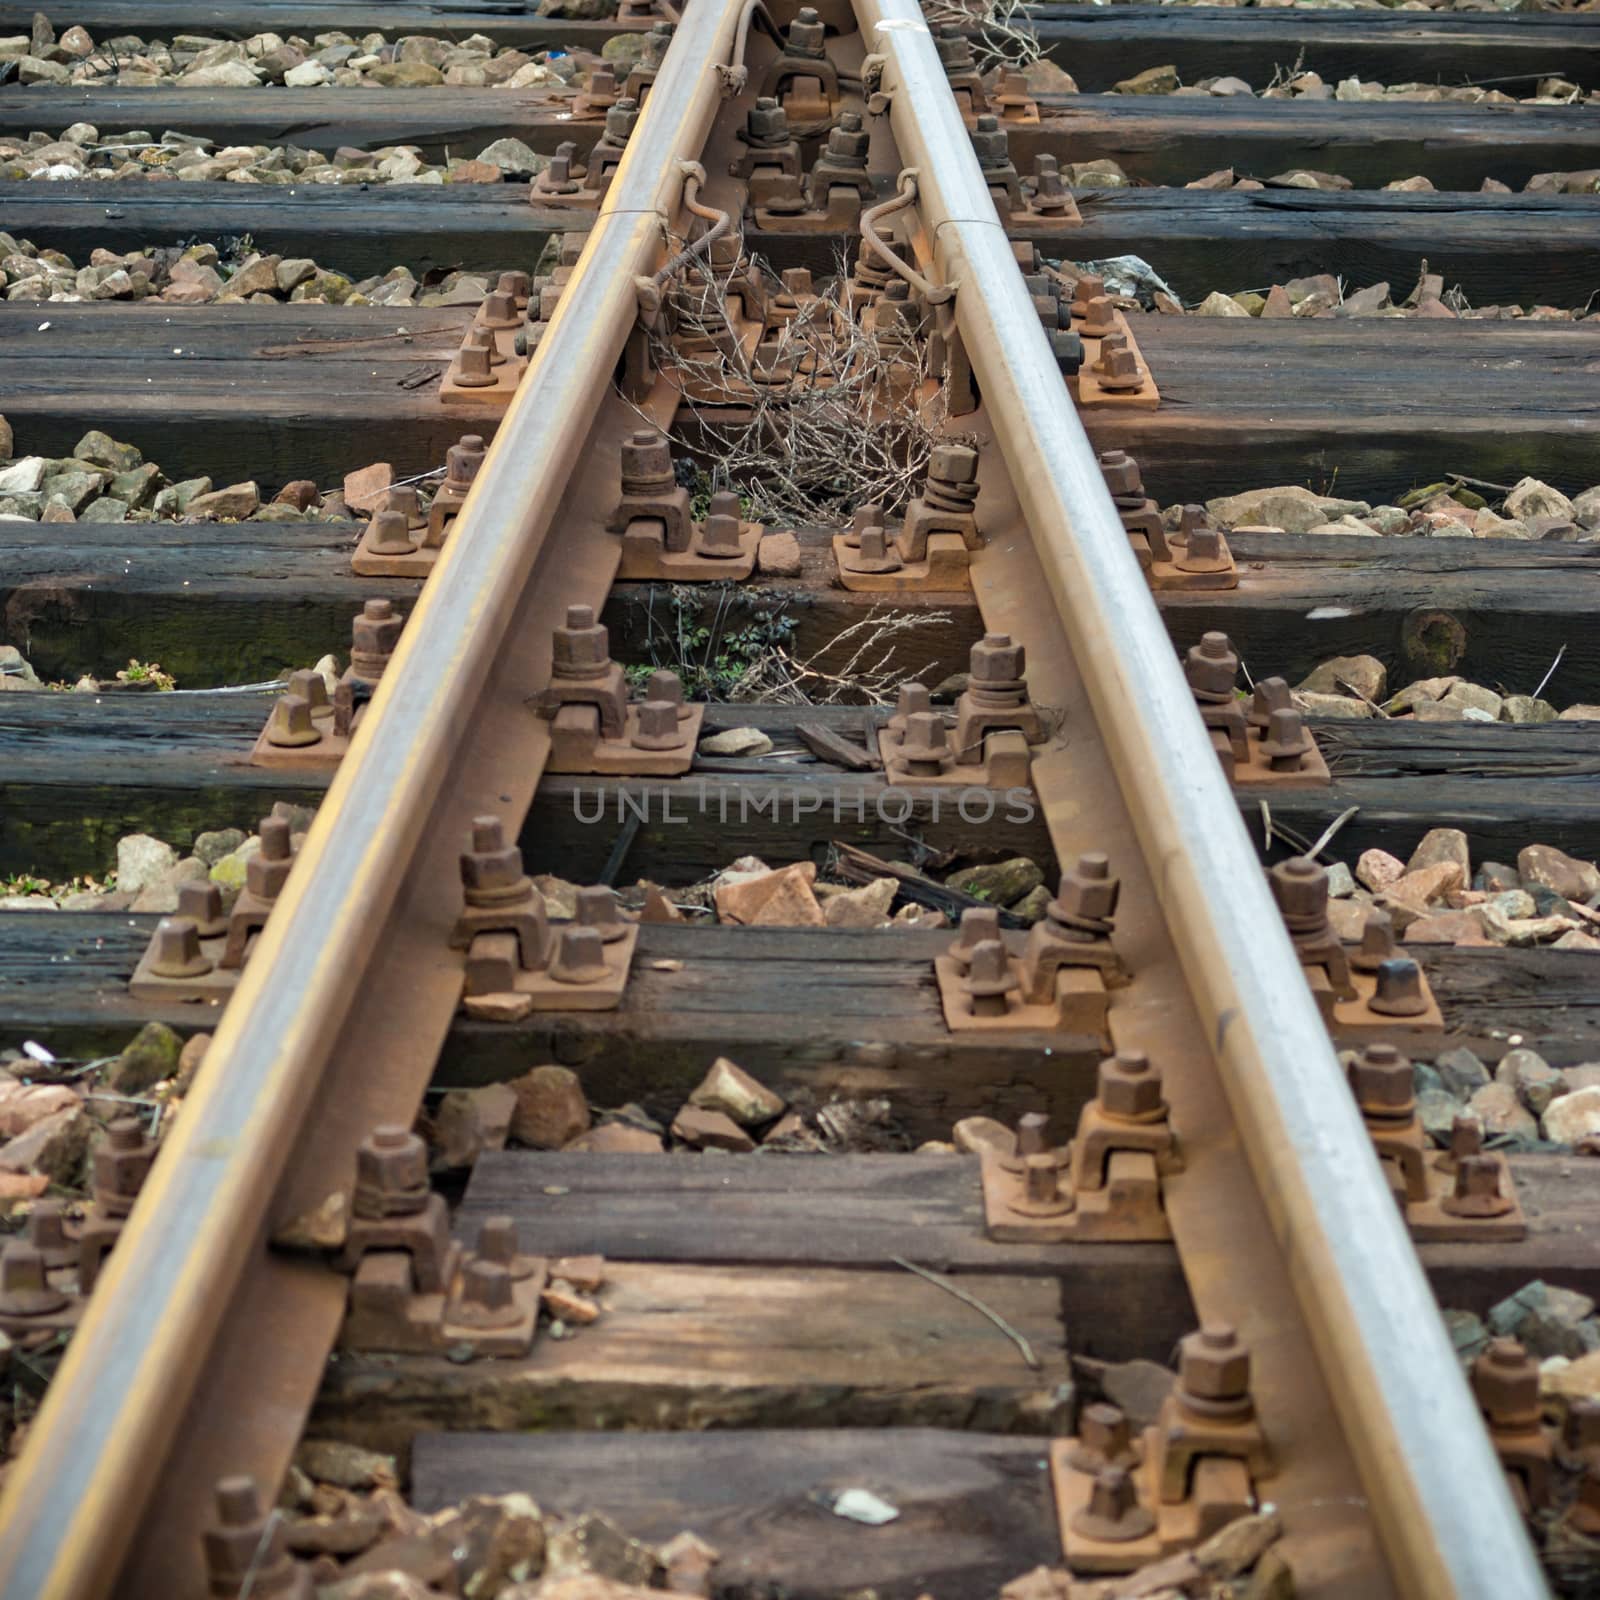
left=0, top=4, right=746, bottom=1595
left=853, top=2, right=1546, bottom=1594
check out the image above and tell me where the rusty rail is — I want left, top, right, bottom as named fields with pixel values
left=0, top=5, right=746, bottom=1596
left=853, top=0, right=1546, bottom=1594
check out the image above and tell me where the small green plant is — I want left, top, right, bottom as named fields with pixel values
left=0, top=873, right=50, bottom=897
left=115, top=659, right=177, bottom=691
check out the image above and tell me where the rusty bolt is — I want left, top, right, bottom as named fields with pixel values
left=1016, top=1112, right=1052, bottom=1159
left=1030, top=154, right=1068, bottom=213
left=177, top=879, right=226, bottom=938
left=787, top=4, right=826, bottom=54
left=970, top=632, right=1025, bottom=685
left=1019, top=1152, right=1072, bottom=1213
left=928, top=443, right=978, bottom=487
left=1185, top=632, right=1238, bottom=701
left=1449, top=1115, right=1484, bottom=1162
left=1099, top=1051, right=1166, bottom=1122
left=1350, top=1042, right=1415, bottom=1119
left=553, top=604, right=612, bottom=677
left=1350, top=908, right=1397, bottom=974
left=203, top=1476, right=300, bottom=1596
left=620, top=429, right=673, bottom=490
left=1566, top=1397, right=1600, bottom=1455
left=1259, top=707, right=1310, bottom=770
left=1471, top=1338, right=1540, bottom=1428
left=1049, top=851, right=1119, bottom=935
left=1369, top=958, right=1429, bottom=1018
left=480, top=288, right=518, bottom=329
left=287, top=669, right=330, bottom=718
left=1269, top=856, right=1328, bottom=926
left=900, top=711, right=954, bottom=775
left=1071, top=273, right=1106, bottom=315
left=950, top=906, right=1001, bottom=972
left=148, top=916, right=213, bottom=980
left=353, top=1125, right=429, bottom=1220
left=26, top=1199, right=76, bottom=1270
left=451, top=1258, right=521, bottom=1329
left=1076, top=1403, right=1137, bottom=1471
left=1442, top=1153, right=1514, bottom=1220
left=935, top=22, right=976, bottom=71
left=1097, top=346, right=1144, bottom=393
left=476, top=1215, right=537, bottom=1281
left=93, top=1117, right=156, bottom=1214
left=959, top=939, right=1019, bottom=1018
left=266, top=693, right=319, bottom=749
left=1081, top=295, right=1118, bottom=339
left=604, top=96, right=639, bottom=143
left=577, top=885, right=628, bottom=943
left=1070, top=1466, right=1154, bottom=1544
left=1179, top=1323, right=1251, bottom=1405
left=970, top=113, right=1010, bottom=170
left=1098, top=448, right=1144, bottom=501
left=460, top=816, right=529, bottom=905
left=700, top=491, right=745, bottom=557
left=1248, top=675, right=1291, bottom=728
left=646, top=669, right=690, bottom=720
left=895, top=682, right=932, bottom=723
left=453, top=340, right=494, bottom=388
left=1175, top=525, right=1226, bottom=572
left=747, top=96, right=790, bottom=144
left=632, top=699, right=683, bottom=751
left=0, top=1242, right=67, bottom=1318
left=351, top=597, right=402, bottom=668
left=851, top=524, right=902, bottom=573
left=246, top=815, right=295, bottom=901
left=497, top=270, right=531, bottom=304
left=549, top=926, right=610, bottom=987
left=446, top=434, right=486, bottom=489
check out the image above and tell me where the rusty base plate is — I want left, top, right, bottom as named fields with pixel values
left=1332, top=967, right=1445, bottom=1034
left=935, top=954, right=1108, bottom=1038
left=617, top=523, right=759, bottom=582
left=546, top=704, right=703, bottom=775
left=982, top=1149, right=1171, bottom=1243
left=1147, top=536, right=1238, bottom=592
left=877, top=726, right=1033, bottom=790
left=1223, top=728, right=1331, bottom=790
left=248, top=708, right=357, bottom=769
left=1051, top=1440, right=1254, bottom=1573
left=351, top=533, right=443, bottom=579
left=1406, top=1150, right=1527, bottom=1242
left=129, top=931, right=245, bottom=1003
left=832, top=531, right=972, bottom=592
left=465, top=924, right=638, bottom=1015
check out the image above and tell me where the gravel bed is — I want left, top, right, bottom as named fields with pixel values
left=1090, top=60, right=1598, bottom=106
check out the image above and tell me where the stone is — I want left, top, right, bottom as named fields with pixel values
left=1488, top=1280, right=1597, bottom=1359
left=1501, top=694, right=1557, bottom=724
left=430, top=1082, right=516, bottom=1168
left=1564, top=1065, right=1600, bottom=1094
left=563, top=1122, right=664, bottom=1153
left=343, top=461, right=394, bottom=513
left=183, top=59, right=262, bottom=87
left=1504, top=476, right=1573, bottom=521
left=475, top=137, right=547, bottom=177
left=822, top=877, right=898, bottom=928
left=1405, top=828, right=1470, bottom=879
left=1194, top=290, right=1249, bottom=317
left=1496, top=1048, right=1566, bottom=1117
left=1297, top=654, right=1385, bottom=702
left=369, top=60, right=443, bottom=86
left=1009, top=884, right=1052, bottom=924
left=508, top=1065, right=590, bottom=1149
left=1561, top=706, right=1600, bottom=722
left=1097, top=1357, right=1176, bottom=1430
left=130, top=855, right=210, bottom=912
left=295, top=1439, right=396, bottom=1492
left=1066, top=159, right=1130, bottom=189
left=0, top=413, right=11, bottom=460
left=1445, top=1308, right=1490, bottom=1361
left=688, top=1057, right=784, bottom=1126
left=0, top=1106, right=87, bottom=1184
left=193, top=827, right=245, bottom=865
left=953, top=1116, right=1015, bottom=1161
left=1555, top=930, right=1600, bottom=951
left=446, top=159, right=502, bottom=185
left=542, top=1282, right=600, bottom=1324
left=1204, top=484, right=1369, bottom=534
left=696, top=727, right=773, bottom=757
left=153, top=477, right=213, bottom=516
left=284, top=59, right=332, bottom=86
left=1467, top=1081, right=1537, bottom=1142
left=1356, top=849, right=1405, bottom=892
left=109, top=464, right=162, bottom=508
left=73, top=429, right=141, bottom=472
left=1293, top=691, right=1374, bottom=720
left=176, top=1032, right=210, bottom=1093
left=1519, top=843, right=1600, bottom=905
left=1387, top=862, right=1464, bottom=910
left=945, top=857, right=1044, bottom=906
left=757, top=530, right=802, bottom=577
left=893, top=903, right=948, bottom=929
left=671, top=1105, right=755, bottom=1152
left=274, top=479, right=320, bottom=510
left=713, top=861, right=824, bottom=927
left=1439, top=682, right=1502, bottom=719
left=1196, top=1510, right=1281, bottom=1578
left=1542, top=1086, right=1600, bottom=1146
left=185, top=481, right=260, bottom=519
left=1207, top=76, right=1254, bottom=97
left=0, top=456, right=45, bottom=494
left=116, top=832, right=177, bottom=893
left=1114, top=64, right=1179, bottom=95
left=0, top=1080, right=78, bottom=1138
left=105, top=1020, right=183, bottom=1092
left=226, top=252, right=282, bottom=296
left=1572, top=485, right=1600, bottom=532
left=544, top=1511, right=656, bottom=1585
left=1416, top=1087, right=1465, bottom=1145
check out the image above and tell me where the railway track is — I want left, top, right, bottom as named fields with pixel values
left=0, top=0, right=1597, bottom=1596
